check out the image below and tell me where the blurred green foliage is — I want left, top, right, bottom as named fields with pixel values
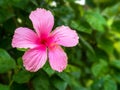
left=0, top=0, right=120, bottom=90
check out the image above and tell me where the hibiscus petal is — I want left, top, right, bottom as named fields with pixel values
left=51, top=26, right=79, bottom=47
left=12, top=27, right=40, bottom=49
left=23, top=46, right=47, bottom=72
left=48, top=45, right=67, bottom=72
left=29, top=8, right=54, bottom=38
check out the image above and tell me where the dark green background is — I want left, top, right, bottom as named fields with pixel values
left=0, top=0, right=120, bottom=90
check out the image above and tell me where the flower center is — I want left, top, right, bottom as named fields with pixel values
left=41, top=39, right=47, bottom=46
left=40, top=36, right=54, bottom=47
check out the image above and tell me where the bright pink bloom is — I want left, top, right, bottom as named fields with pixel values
left=12, top=8, right=79, bottom=72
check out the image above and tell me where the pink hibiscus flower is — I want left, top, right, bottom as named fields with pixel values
left=12, top=8, right=79, bottom=72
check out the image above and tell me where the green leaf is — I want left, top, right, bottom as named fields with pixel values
left=106, top=17, right=114, bottom=28
left=110, top=60, right=120, bottom=69
left=17, top=57, right=23, bottom=67
left=0, top=49, right=16, bottom=73
left=52, top=77, right=67, bottom=90
left=17, top=48, right=28, bottom=51
left=80, top=35, right=95, bottom=55
left=3, top=19, right=16, bottom=34
left=13, top=70, right=32, bottom=83
left=57, top=72, right=87, bottom=90
left=84, top=11, right=106, bottom=32
left=12, top=0, right=29, bottom=10
left=0, top=84, right=10, bottom=90
left=114, top=41, right=120, bottom=53
left=94, top=48, right=108, bottom=61
left=113, top=73, right=120, bottom=84
left=92, top=59, right=108, bottom=77
left=91, top=78, right=104, bottom=90
left=70, top=20, right=92, bottom=34
left=102, top=3, right=120, bottom=17
left=57, top=72, right=72, bottom=84
left=65, top=64, right=81, bottom=79
left=0, top=8, right=14, bottom=23
left=11, top=83, right=28, bottom=90
left=0, top=0, right=5, bottom=6
left=32, top=71, right=50, bottom=90
left=97, top=36, right=114, bottom=55
left=112, top=20, right=120, bottom=33
left=104, top=75, right=117, bottom=90
left=0, top=0, right=12, bottom=6
left=30, top=0, right=38, bottom=6
left=65, top=64, right=81, bottom=72
left=43, top=62, right=55, bottom=76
